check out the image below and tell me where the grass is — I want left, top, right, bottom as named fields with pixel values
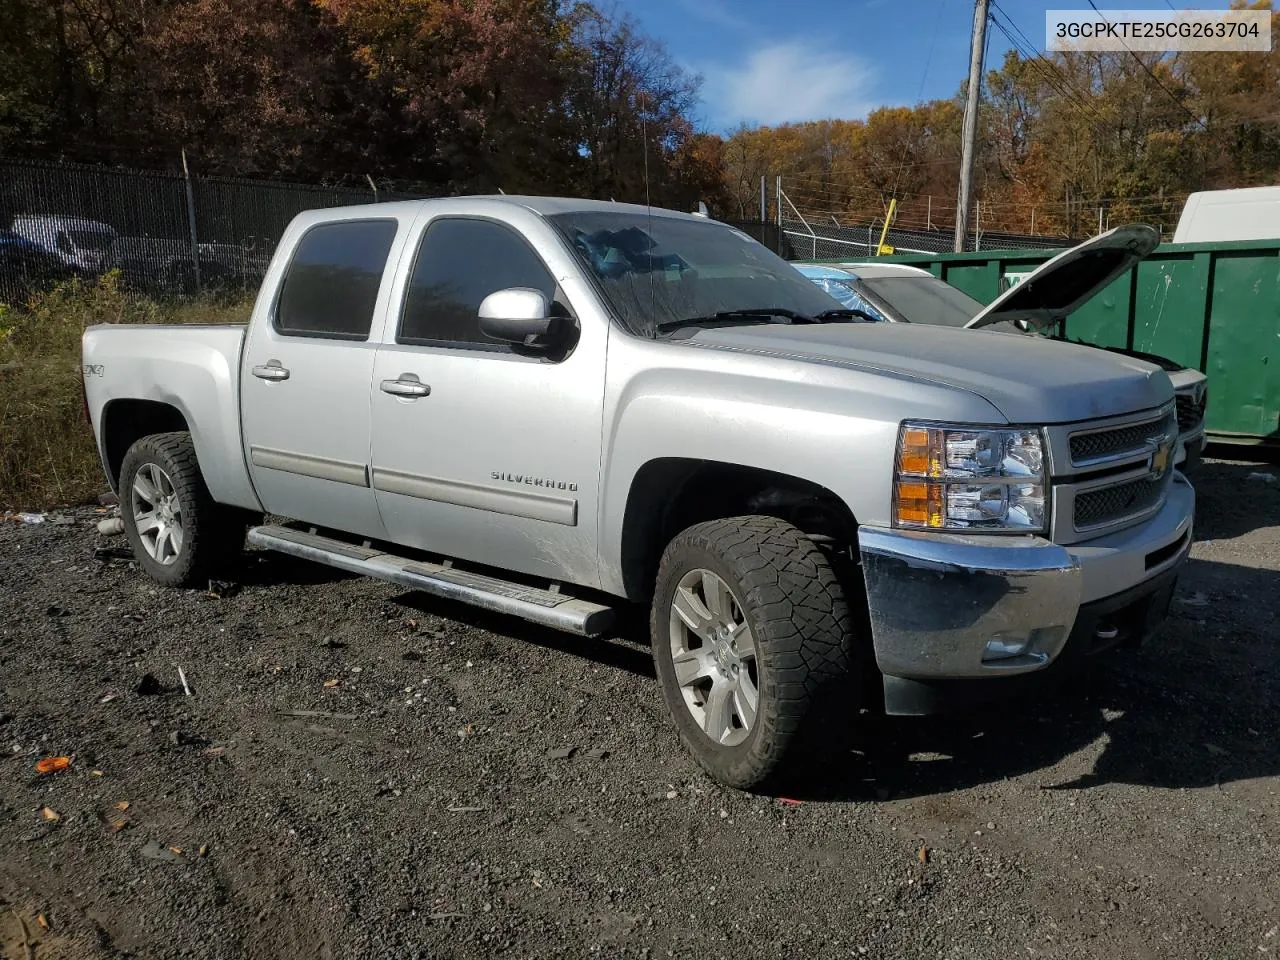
left=0, top=274, right=252, bottom=511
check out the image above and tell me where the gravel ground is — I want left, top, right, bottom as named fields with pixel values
left=1, top=457, right=1277, bottom=960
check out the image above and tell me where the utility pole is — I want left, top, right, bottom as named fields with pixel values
left=775, top=175, right=782, bottom=247
left=954, top=0, right=989, bottom=252
left=180, top=149, right=202, bottom=291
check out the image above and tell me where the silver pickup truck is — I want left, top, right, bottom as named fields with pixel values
left=82, top=197, right=1194, bottom=789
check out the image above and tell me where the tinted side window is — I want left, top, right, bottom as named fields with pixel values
left=399, top=218, right=556, bottom=348
left=276, top=219, right=397, bottom=340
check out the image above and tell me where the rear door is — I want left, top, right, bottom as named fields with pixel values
left=240, top=215, right=406, bottom=539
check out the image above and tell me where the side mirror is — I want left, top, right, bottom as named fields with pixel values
left=478, top=288, right=567, bottom=349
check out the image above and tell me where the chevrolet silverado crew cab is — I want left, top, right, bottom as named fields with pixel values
left=82, top=198, right=1194, bottom=789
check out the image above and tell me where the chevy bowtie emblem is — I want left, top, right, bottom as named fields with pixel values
left=1150, top=440, right=1172, bottom=478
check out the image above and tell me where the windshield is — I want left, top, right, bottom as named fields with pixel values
left=857, top=275, right=986, bottom=328
left=548, top=212, right=842, bottom=337
left=805, top=277, right=888, bottom=321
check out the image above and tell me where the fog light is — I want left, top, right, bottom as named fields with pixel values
left=983, top=634, right=1031, bottom=661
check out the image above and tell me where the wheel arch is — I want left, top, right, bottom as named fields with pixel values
left=101, top=398, right=191, bottom=490
left=618, top=457, right=859, bottom=602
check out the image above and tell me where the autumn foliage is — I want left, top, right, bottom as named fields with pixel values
left=0, top=0, right=726, bottom=210
left=1, top=0, right=1277, bottom=231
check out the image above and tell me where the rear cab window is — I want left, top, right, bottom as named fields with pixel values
left=275, top=219, right=398, bottom=340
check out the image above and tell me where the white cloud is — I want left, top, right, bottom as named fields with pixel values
left=700, top=41, right=877, bottom=128
left=673, top=0, right=750, bottom=32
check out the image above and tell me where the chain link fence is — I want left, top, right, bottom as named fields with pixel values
left=779, top=218, right=1076, bottom=261
left=2, top=157, right=1076, bottom=304
left=0, top=158, right=427, bottom=303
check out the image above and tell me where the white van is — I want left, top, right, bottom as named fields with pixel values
left=1171, top=187, right=1280, bottom=244
left=9, top=215, right=118, bottom=275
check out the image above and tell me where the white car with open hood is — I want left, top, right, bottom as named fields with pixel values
left=81, top=199, right=1194, bottom=789
left=796, top=226, right=1208, bottom=469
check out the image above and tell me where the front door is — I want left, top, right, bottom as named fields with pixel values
left=369, top=213, right=607, bottom=588
left=241, top=215, right=405, bottom=539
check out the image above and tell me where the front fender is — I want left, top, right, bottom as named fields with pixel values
left=596, top=339, right=1004, bottom=597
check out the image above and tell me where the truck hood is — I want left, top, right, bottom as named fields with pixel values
left=965, top=224, right=1160, bottom=331
left=689, top=321, right=1173, bottom=424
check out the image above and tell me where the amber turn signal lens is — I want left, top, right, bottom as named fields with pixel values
left=895, top=481, right=943, bottom=527
left=901, top=428, right=929, bottom=449
left=896, top=427, right=938, bottom=478
left=898, top=450, right=931, bottom=476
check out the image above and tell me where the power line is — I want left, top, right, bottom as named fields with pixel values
left=789, top=191, right=1190, bottom=224
left=987, top=21, right=1108, bottom=140
left=988, top=2, right=1111, bottom=131
left=1084, top=0, right=1208, bottom=131
left=784, top=174, right=1191, bottom=210
left=890, top=0, right=949, bottom=198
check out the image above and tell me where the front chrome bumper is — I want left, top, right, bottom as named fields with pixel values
left=859, top=475, right=1194, bottom=682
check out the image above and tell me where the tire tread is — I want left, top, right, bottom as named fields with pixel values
left=120, top=431, right=246, bottom=588
left=651, top=515, right=856, bottom=789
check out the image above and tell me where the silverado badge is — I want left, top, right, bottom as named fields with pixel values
left=491, top=471, right=578, bottom=493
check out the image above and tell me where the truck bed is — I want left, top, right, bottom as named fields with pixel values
left=82, top=323, right=260, bottom=510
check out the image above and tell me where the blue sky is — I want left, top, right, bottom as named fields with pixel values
left=614, top=0, right=1236, bottom=132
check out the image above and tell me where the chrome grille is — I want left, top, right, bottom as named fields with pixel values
left=1048, top=403, right=1179, bottom=544
left=1175, top=393, right=1206, bottom=432
left=1068, top=413, right=1175, bottom=465
left=1074, top=476, right=1165, bottom=529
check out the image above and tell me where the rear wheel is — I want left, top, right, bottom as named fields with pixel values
left=651, top=515, right=856, bottom=789
left=119, top=432, right=247, bottom=588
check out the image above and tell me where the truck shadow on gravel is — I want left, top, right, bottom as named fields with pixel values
left=785, top=550, right=1279, bottom=804
left=803, top=677, right=1274, bottom=804
left=1190, top=457, right=1280, bottom=541
left=388, top=590, right=658, bottom=679
left=235, top=549, right=359, bottom=587
left=386, top=555, right=1278, bottom=806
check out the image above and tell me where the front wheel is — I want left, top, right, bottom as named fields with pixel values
left=119, top=432, right=247, bottom=588
left=651, top=516, right=856, bottom=790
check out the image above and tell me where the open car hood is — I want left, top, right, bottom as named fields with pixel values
left=964, top=224, right=1159, bottom=330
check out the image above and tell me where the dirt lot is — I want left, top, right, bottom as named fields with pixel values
left=1, top=457, right=1277, bottom=959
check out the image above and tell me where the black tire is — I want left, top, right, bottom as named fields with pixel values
left=650, top=515, right=856, bottom=790
left=119, top=432, right=247, bottom=588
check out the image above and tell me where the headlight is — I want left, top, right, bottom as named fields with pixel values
left=893, top=422, right=1048, bottom=532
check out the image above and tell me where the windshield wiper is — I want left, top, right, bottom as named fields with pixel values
left=656, top=308, right=814, bottom=333
left=812, top=308, right=878, bottom=323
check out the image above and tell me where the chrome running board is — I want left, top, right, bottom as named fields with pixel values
left=247, top=524, right=615, bottom=637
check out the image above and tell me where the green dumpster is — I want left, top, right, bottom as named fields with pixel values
left=809, top=239, right=1280, bottom=448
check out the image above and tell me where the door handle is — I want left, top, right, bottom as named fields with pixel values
left=380, top=375, right=431, bottom=398
left=252, top=360, right=290, bottom=381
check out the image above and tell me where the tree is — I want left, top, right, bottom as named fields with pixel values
left=315, top=0, right=581, bottom=192
left=0, top=0, right=155, bottom=162
left=564, top=10, right=709, bottom=207
left=128, top=0, right=384, bottom=179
